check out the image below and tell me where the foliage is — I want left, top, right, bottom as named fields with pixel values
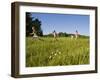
left=58, top=32, right=69, bottom=37
left=26, top=12, right=43, bottom=36
left=26, top=12, right=33, bottom=36
left=32, top=18, right=43, bottom=36
left=43, top=33, right=53, bottom=37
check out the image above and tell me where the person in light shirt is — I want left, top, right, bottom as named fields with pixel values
left=75, top=30, right=79, bottom=39
left=52, top=30, right=57, bottom=40
left=32, top=26, right=38, bottom=38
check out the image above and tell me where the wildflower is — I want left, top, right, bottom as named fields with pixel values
left=59, top=52, right=61, bottom=54
left=54, top=53, right=57, bottom=56
left=49, top=56, right=52, bottom=59
left=51, top=52, right=54, bottom=54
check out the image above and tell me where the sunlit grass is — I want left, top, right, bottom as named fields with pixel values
left=26, top=37, right=89, bottom=67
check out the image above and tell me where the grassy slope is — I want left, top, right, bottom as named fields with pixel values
left=26, top=37, right=89, bottom=67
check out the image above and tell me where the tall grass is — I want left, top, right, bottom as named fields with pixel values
left=26, top=37, right=89, bottom=67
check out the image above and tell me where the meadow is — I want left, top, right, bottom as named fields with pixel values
left=26, top=37, right=89, bottom=67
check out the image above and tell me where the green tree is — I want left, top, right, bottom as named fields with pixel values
left=26, top=12, right=43, bottom=36
left=32, top=18, right=43, bottom=36
left=26, top=12, right=33, bottom=36
left=58, top=32, right=68, bottom=37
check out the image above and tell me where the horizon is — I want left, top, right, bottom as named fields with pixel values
left=29, top=12, right=90, bottom=36
left=43, top=32, right=89, bottom=37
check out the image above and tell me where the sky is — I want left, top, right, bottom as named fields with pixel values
left=30, top=12, right=90, bottom=36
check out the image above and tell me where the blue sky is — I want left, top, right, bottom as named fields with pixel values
left=30, top=12, right=90, bottom=36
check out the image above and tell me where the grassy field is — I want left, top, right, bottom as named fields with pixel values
left=26, top=37, right=89, bottom=67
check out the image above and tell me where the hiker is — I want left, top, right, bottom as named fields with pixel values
left=31, top=26, right=44, bottom=41
left=52, top=30, right=57, bottom=40
left=75, top=30, right=79, bottom=39
left=71, top=35, right=74, bottom=39
left=32, top=26, right=38, bottom=38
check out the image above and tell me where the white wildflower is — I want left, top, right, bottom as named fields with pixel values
left=51, top=52, right=54, bottom=54
left=54, top=53, right=57, bottom=56
left=49, top=56, right=52, bottom=59
left=59, top=52, right=61, bottom=54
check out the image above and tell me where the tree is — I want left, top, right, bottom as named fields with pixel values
left=26, top=13, right=43, bottom=36
left=32, top=18, right=43, bottom=36
left=58, top=32, right=68, bottom=37
left=26, top=12, right=33, bottom=36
